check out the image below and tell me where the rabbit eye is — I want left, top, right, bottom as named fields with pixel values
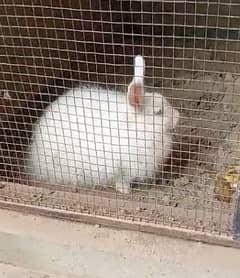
left=155, top=110, right=162, bottom=115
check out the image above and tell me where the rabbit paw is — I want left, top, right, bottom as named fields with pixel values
left=115, top=182, right=131, bottom=194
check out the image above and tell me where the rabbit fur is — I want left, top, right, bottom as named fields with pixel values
left=27, top=56, right=179, bottom=193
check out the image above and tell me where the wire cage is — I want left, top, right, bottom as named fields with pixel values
left=0, top=0, right=240, bottom=246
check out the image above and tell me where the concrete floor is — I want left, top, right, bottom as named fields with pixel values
left=0, top=209, right=240, bottom=277
left=0, top=263, right=76, bottom=278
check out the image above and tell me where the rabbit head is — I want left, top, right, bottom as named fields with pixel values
left=127, top=55, right=179, bottom=135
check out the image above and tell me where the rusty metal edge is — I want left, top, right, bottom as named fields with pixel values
left=0, top=200, right=239, bottom=249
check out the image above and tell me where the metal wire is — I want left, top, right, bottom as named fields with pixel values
left=0, top=0, right=240, bottom=241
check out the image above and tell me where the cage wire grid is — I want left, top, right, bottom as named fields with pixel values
left=0, top=0, right=240, bottom=245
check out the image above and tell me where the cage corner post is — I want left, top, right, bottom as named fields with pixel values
left=232, top=188, right=240, bottom=241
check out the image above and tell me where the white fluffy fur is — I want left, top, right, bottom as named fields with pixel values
left=134, top=55, right=144, bottom=83
left=27, top=56, right=179, bottom=193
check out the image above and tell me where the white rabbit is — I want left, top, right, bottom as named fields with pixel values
left=27, top=55, right=179, bottom=193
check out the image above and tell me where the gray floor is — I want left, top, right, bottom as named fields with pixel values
left=0, top=209, right=240, bottom=278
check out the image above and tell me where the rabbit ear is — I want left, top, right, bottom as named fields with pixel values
left=128, top=81, right=144, bottom=108
left=128, top=55, right=145, bottom=109
left=134, top=55, right=145, bottom=83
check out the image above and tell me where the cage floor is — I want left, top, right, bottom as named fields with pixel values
left=0, top=179, right=233, bottom=237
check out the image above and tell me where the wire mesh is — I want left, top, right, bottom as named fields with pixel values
left=0, top=0, right=240, bottom=242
